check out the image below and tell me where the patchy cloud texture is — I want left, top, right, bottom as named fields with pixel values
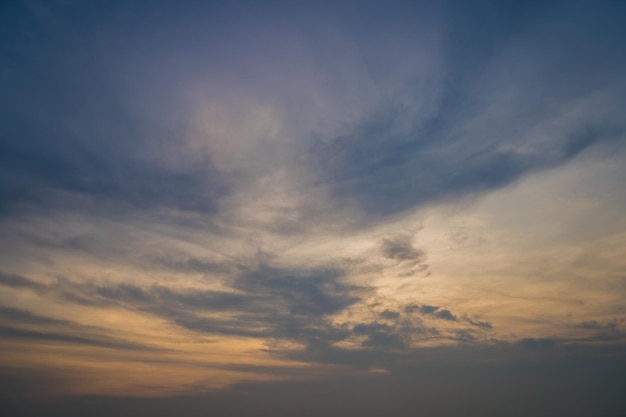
left=1, top=0, right=626, bottom=415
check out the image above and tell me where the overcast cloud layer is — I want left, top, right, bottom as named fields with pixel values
left=1, top=1, right=626, bottom=416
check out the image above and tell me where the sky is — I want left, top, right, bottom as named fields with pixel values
left=1, top=0, right=626, bottom=415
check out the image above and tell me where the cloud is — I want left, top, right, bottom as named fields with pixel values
left=233, top=264, right=363, bottom=316
left=0, top=1, right=229, bottom=217
left=0, top=305, right=76, bottom=327
left=353, top=322, right=406, bottom=349
left=0, top=0, right=625, bottom=407
left=0, top=266, right=493, bottom=367
left=403, top=304, right=460, bottom=323
left=0, top=272, right=46, bottom=290
left=1, top=0, right=625, bottom=223
left=307, top=2, right=626, bottom=218
left=518, top=338, right=557, bottom=350
left=380, top=309, right=400, bottom=320
left=418, top=305, right=439, bottom=315
left=381, top=235, right=425, bottom=262
left=0, top=326, right=154, bottom=351
left=0, top=306, right=158, bottom=351
left=575, top=319, right=621, bottom=330
left=464, top=318, right=493, bottom=330
left=435, top=309, right=457, bottom=321
left=0, top=264, right=366, bottom=351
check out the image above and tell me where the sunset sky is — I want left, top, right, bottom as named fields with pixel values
left=1, top=1, right=626, bottom=416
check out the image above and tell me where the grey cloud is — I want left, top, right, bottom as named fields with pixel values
left=585, top=331, right=626, bottom=343
left=233, top=265, right=363, bottom=316
left=1, top=0, right=624, bottom=228
left=404, top=304, right=458, bottom=322
left=0, top=326, right=155, bottom=351
left=0, top=305, right=159, bottom=351
left=3, top=269, right=492, bottom=366
left=381, top=235, right=425, bottom=262
left=380, top=309, right=400, bottom=320
left=519, top=338, right=557, bottom=350
left=0, top=305, right=74, bottom=327
left=453, top=329, right=475, bottom=343
left=435, top=309, right=457, bottom=321
left=0, top=274, right=268, bottom=339
left=88, top=283, right=255, bottom=313
left=379, top=235, right=430, bottom=278
left=353, top=322, right=406, bottom=349
left=313, top=107, right=625, bottom=220
left=309, top=2, right=626, bottom=218
left=12, top=264, right=366, bottom=352
left=155, top=256, right=236, bottom=276
left=419, top=305, right=439, bottom=315
left=0, top=269, right=252, bottom=314
left=464, top=317, right=493, bottom=330
left=160, top=302, right=350, bottom=343
left=403, top=304, right=419, bottom=313
left=362, top=331, right=405, bottom=350
left=573, top=320, right=626, bottom=344
left=575, top=319, right=621, bottom=330
left=161, top=311, right=267, bottom=339
left=0, top=107, right=228, bottom=217
left=0, top=272, right=46, bottom=290
left=0, top=1, right=229, bottom=217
